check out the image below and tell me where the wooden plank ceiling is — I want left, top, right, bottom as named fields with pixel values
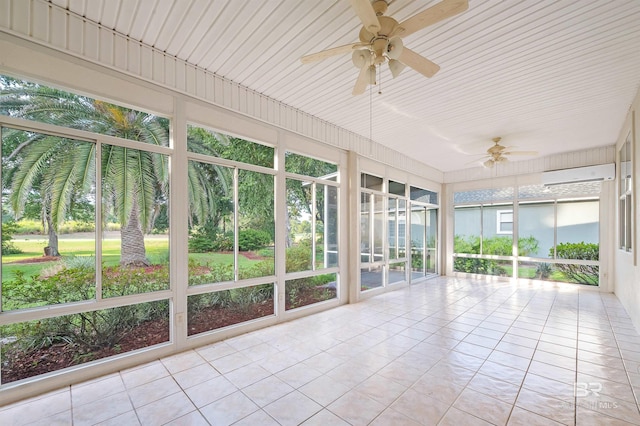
left=48, top=0, right=640, bottom=172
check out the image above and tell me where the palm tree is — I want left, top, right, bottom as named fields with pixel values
left=1, top=77, right=219, bottom=266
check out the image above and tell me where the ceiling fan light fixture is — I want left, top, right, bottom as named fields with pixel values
left=483, top=159, right=495, bottom=168
left=352, top=50, right=370, bottom=68
left=389, top=59, right=406, bottom=78
left=368, top=65, right=377, bottom=85
left=386, top=37, right=403, bottom=60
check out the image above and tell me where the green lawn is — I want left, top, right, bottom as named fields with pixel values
left=2, top=235, right=265, bottom=282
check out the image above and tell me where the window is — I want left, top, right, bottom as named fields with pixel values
left=620, top=133, right=632, bottom=252
left=496, top=210, right=513, bottom=234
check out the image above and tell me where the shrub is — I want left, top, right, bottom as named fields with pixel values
left=2, top=221, right=22, bottom=255
left=286, top=241, right=312, bottom=272
left=535, top=262, right=552, bottom=279
left=188, top=226, right=233, bottom=253
left=238, top=229, right=271, bottom=251
left=551, top=242, right=599, bottom=285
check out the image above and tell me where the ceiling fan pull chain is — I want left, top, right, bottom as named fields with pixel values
left=378, top=64, right=383, bottom=95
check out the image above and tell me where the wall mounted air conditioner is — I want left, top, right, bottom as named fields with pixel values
left=541, top=163, right=615, bottom=186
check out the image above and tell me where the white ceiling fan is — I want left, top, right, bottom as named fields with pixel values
left=300, top=0, right=469, bottom=95
left=474, top=137, right=538, bottom=168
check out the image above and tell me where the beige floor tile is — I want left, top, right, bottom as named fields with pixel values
left=507, top=406, right=564, bottom=425
left=135, top=392, right=195, bottom=425
left=467, top=373, right=520, bottom=404
left=528, top=360, right=576, bottom=384
left=200, top=391, right=259, bottom=425
left=411, top=373, right=465, bottom=406
left=301, top=409, right=351, bottom=425
left=522, top=373, right=575, bottom=400
left=488, top=350, right=531, bottom=371
left=328, top=389, right=387, bottom=426
left=160, top=350, right=206, bottom=374
left=370, top=408, right=422, bottom=426
left=208, top=351, right=253, bottom=374
left=162, top=410, right=209, bottom=426
left=195, top=341, right=237, bottom=361
left=515, top=388, right=575, bottom=426
left=264, top=390, right=322, bottom=426
left=242, top=375, right=294, bottom=407
left=453, top=341, right=493, bottom=359
left=299, top=375, right=351, bottom=406
left=73, top=391, right=134, bottom=426
left=233, top=409, right=280, bottom=426
left=390, top=388, right=450, bottom=425
left=576, top=406, right=637, bottom=425
left=128, top=376, right=181, bottom=408
left=183, top=376, right=237, bottom=407
left=26, top=410, right=73, bottom=426
left=1, top=387, right=71, bottom=426
left=95, top=410, right=140, bottom=426
left=355, top=373, right=407, bottom=406
left=533, top=350, right=577, bottom=371
left=225, top=363, right=271, bottom=389
left=438, top=407, right=492, bottom=426
left=120, top=360, right=169, bottom=389
left=377, top=360, right=425, bottom=387
left=453, top=387, right=513, bottom=425
left=172, top=362, right=220, bottom=389
left=578, top=394, right=640, bottom=424
left=72, top=374, right=126, bottom=407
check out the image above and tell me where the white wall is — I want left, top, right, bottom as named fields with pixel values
left=614, top=86, right=640, bottom=331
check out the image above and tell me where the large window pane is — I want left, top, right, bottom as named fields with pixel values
left=285, top=152, right=337, bottom=177
left=287, top=178, right=312, bottom=273
left=187, top=125, right=273, bottom=167
left=187, top=283, right=274, bottom=335
left=285, top=273, right=337, bottom=311
left=557, top=200, right=599, bottom=247
left=389, top=262, right=406, bottom=285
left=482, top=204, right=513, bottom=256
left=1, top=76, right=169, bottom=147
left=324, top=185, right=339, bottom=268
left=361, top=265, right=382, bottom=290
left=101, top=145, right=170, bottom=297
left=361, top=173, right=383, bottom=190
left=2, top=129, right=96, bottom=310
left=426, top=209, right=437, bottom=274
left=188, top=161, right=234, bottom=285
left=1, top=300, right=169, bottom=383
left=518, top=261, right=598, bottom=285
left=454, top=206, right=481, bottom=254
left=411, top=205, right=425, bottom=279
left=398, top=199, right=406, bottom=258
left=238, top=170, right=274, bottom=279
left=388, top=198, right=398, bottom=260
left=519, top=202, right=554, bottom=258
left=410, top=186, right=438, bottom=204
left=361, top=193, right=371, bottom=263
left=373, top=195, right=384, bottom=262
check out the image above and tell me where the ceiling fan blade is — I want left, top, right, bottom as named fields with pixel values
left=301, top=43, right=366, bottom=64
left=353, top=64, right=371, bottom=95
left=504, top=151, right=538, bottom=156
left=398, top=47, right=440, bottom=78
left=349, top=0, right=381, bottom=34
left=396, top=0, right=469, bottom=38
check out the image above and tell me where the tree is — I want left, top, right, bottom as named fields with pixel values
left=0, top=77, right=219, bottom=266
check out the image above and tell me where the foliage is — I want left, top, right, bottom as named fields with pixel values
left=286, top=274, right=336, bottom=309
left=535, top=262, right=553, bottom=279
left=187, top=283, right=273, bottom=316
left=453, top=234, right=539, bottom=276
left=286, top=240, right=312, bottom=272
left=188, top=226, right=233, bottom=253
left=551, top=242, right=599, bottom=285
left=238, top=229, right=271, bottom=251
left=2, top=221, right=22, bottom=255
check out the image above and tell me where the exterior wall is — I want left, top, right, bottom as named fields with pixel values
left=614, top=85, right=640, bottom=332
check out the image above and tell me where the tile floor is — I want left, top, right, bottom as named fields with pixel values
left=3, top=276, right=640, bottom=425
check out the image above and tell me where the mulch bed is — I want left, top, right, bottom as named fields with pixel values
left=7, top=256, right=61, bottom=264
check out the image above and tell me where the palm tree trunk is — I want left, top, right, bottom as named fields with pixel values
left=120, top=199, right=149, bottom=267
left=44, top=209, right=60, bottom=257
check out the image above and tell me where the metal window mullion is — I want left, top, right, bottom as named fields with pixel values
left=480, top=205, right=484, bottom=255
left=553, top=200, right=558, bottom=259
left=0, top=126, right=3, bottom=312
left=233, top=167, right=239, bottom=282
left=422, top=207, right=427, bottom=277
left=369, top=193, right=375, bottom=264
left=311, top=182, right=317, bottom=271
left=95, top=140, right=103, bottom=301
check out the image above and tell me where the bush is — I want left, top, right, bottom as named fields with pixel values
left=14, top=219, right=43, bottom=234
left=551, top=242, right=599, bottom=285
left=453, top=234, right=539, bottom=276
left=238, top=229, right=271, bottom=251
left=286, top=241, right=312, bottom=272
left=188, top=226, right=233, bottom=253
left=2, top=221, right=22, bottom=255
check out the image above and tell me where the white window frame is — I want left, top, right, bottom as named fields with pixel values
left=496, top=209, right=514, bottom=235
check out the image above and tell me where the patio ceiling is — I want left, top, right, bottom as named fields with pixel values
left=48, top=0, right=640, bottom=172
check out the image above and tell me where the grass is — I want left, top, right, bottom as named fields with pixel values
left=2, top=235, right=264, bottom=282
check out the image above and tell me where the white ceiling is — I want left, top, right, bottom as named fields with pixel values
left=49, top=0, right=640, bottom=172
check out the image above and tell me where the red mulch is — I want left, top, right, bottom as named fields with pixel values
left=187, top=299, right=275, bottom=336
left=1, top=319, right=170, bottom=384
left=8, top=256, right=61, bottom=264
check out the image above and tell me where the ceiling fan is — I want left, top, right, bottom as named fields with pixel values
left=476, top=137, right=538, bottom=168
left=300, top=0, right=469, bottom=95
